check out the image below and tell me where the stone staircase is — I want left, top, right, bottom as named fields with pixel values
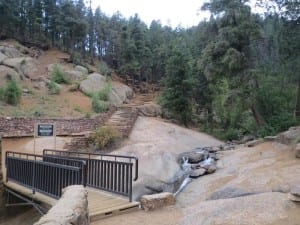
left=65, top=92, right=156, bottom=150
left=104, top=106, right=138, bottom=138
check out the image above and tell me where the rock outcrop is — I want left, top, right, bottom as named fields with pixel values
left=79, top=73, right=107, bottom=94
left=34, top=185, right=89, bottom=225
left=277, top=126, right=300, bottom=145
left=2, top=57, right=37, bottom=78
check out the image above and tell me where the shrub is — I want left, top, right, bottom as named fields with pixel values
left=92, top=126, right=120, bottom=149
left=48, top=80, right=61, bottom=95
left=4, top=80, right=21, bottom=105
left=98, top=84, right=111, bottom=101
left=92, top=95, right=109, bottom=113
left=99, top=61, right=112, bottom=76
left=51, top=64, right=69, bottom=84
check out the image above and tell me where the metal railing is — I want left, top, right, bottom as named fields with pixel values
left=5, top=151, right=86, bottom=199
left=43, top=149, right=138, bottom=201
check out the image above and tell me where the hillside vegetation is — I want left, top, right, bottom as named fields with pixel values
left=0, top=0, right=299, bottom=140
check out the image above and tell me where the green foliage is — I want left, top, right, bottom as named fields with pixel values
left=98, top=84, right=111, bottom=101
left=91, top=126, right=120, bottom=149
left=51, top=65, right=70, bottom=84
left=48, top=81, right=61, bottom=95
left=91, top=94, right=109, bottom=113
left=99, top=61, right=112, bottom=76
left=159, top=47, right=193, bottom=126
left=3, top=80, right=22, bottom=105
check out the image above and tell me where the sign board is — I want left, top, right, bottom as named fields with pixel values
left=37, top=124, right=54, bottom=137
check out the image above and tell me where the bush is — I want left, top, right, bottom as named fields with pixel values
left=92, top=95, right=109, bottom=113
left=99, top=61, right=112, bottom=76
left=92, top=126, right=120, bottom=149
left=98, top=84, right=111, bottom=101
left=48, top=81, right=61, bottom=95
left=4, top=80, right=21, bottom=105
left=51, top=64, right=70, bottom=84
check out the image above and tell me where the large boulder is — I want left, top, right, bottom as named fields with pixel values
left=65, top=70, right=86, bottom=82
left=137, top=103, right=162, bottom=117
left=277, top=126, right=300, bottom=145
left=79, top=73, right=107, bottom=95
left=0, top=52, right=7, bottom=63
left=0, top=46, right=23, bottom=58
left=74, top=65, right=88, bottom=75
left=0, top=65, right=22, bottom=86
left=208, top=186, right=255, bottom=200
left=2, top=57, right=37, bottom=78
left=109, top=81, right=134, bottom=106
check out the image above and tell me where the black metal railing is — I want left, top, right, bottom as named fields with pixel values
left=43, top=149, right=138, bottom=201
left=5, top=151, right=86, bottom=199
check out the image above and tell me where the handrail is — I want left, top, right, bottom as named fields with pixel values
left=43, top=149, right=138, bottom=201
left=43, top=149, right=139, bottom=181
left=5, top=151, right=86, bottom=198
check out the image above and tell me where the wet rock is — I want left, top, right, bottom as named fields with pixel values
left=190, top=168, right=206, bottom=178
left=208, top=187, right=255, bottom=200
left=245, top=138, right=264, bottom=147
left=209, top=152, right=219, bottom=161
left=264, top=136, right=277, bottom=141
left=178, top=150, right=209, bottom=164
left=141, top=192, right=175, bottom=211
left=288, top=193, right=300, bottom=202
left=200, top=158, right=216, bottom=174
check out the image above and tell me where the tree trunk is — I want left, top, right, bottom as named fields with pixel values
left=295, top=76, right=300, bottom=117
left=251, top=105, right=264, bottom=127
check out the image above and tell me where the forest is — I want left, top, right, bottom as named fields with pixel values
left=0, top=0, right=299, bottom=140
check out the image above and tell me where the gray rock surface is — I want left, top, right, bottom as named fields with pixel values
left=208, top=186, right=254, bottom=200
left=0, top=46, right=23, bottom=58
left=3, top=57, right=37, bottom=78
left=79, top=73, right=107, bottom=95
left=74, top=65, right=88, bottom=75
left=140, top=192, right=175, bottom=211
left=109, top=82, right=133, bottom=106
left=0, top=65, right=22, bottom=85
left=0, top=52, right=7, bottom=63
left=65, top=70, right=86, bottom=81
left=34, top=185, right=89, bottom=225
left=182, top=192, right=300, bottom=225
left=190, top=168, right=206, bottom=178
left=137, top=103, right=162, bottom=117
left=178, top=150, right=209, bottom=164
left=277, top=126, right=300, bottom=145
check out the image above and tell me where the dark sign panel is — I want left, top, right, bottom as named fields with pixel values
left=37, top=124, right=54, bottom=137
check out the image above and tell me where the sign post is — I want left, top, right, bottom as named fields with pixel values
left=34, top=123, right=56, bottom=153
left=33, top=123, right=56, bottom=194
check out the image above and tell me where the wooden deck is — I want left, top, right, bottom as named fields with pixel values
left=4, top=182, right=140, bottom=221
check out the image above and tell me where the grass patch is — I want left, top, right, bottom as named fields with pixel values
left=48, top=81, right=61, bottom=95
left=51, top=64, right=70, bottom=84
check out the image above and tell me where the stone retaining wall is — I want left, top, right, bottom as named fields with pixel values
left=34, top=185, right=89, bottom=225
left=0, top=107, right=116, bottom=137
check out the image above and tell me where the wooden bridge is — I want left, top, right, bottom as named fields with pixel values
left=3, top=150, right=140, bottom=221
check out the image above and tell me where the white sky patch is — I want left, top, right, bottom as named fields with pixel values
left=92, top=0, right=210, bottom=28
